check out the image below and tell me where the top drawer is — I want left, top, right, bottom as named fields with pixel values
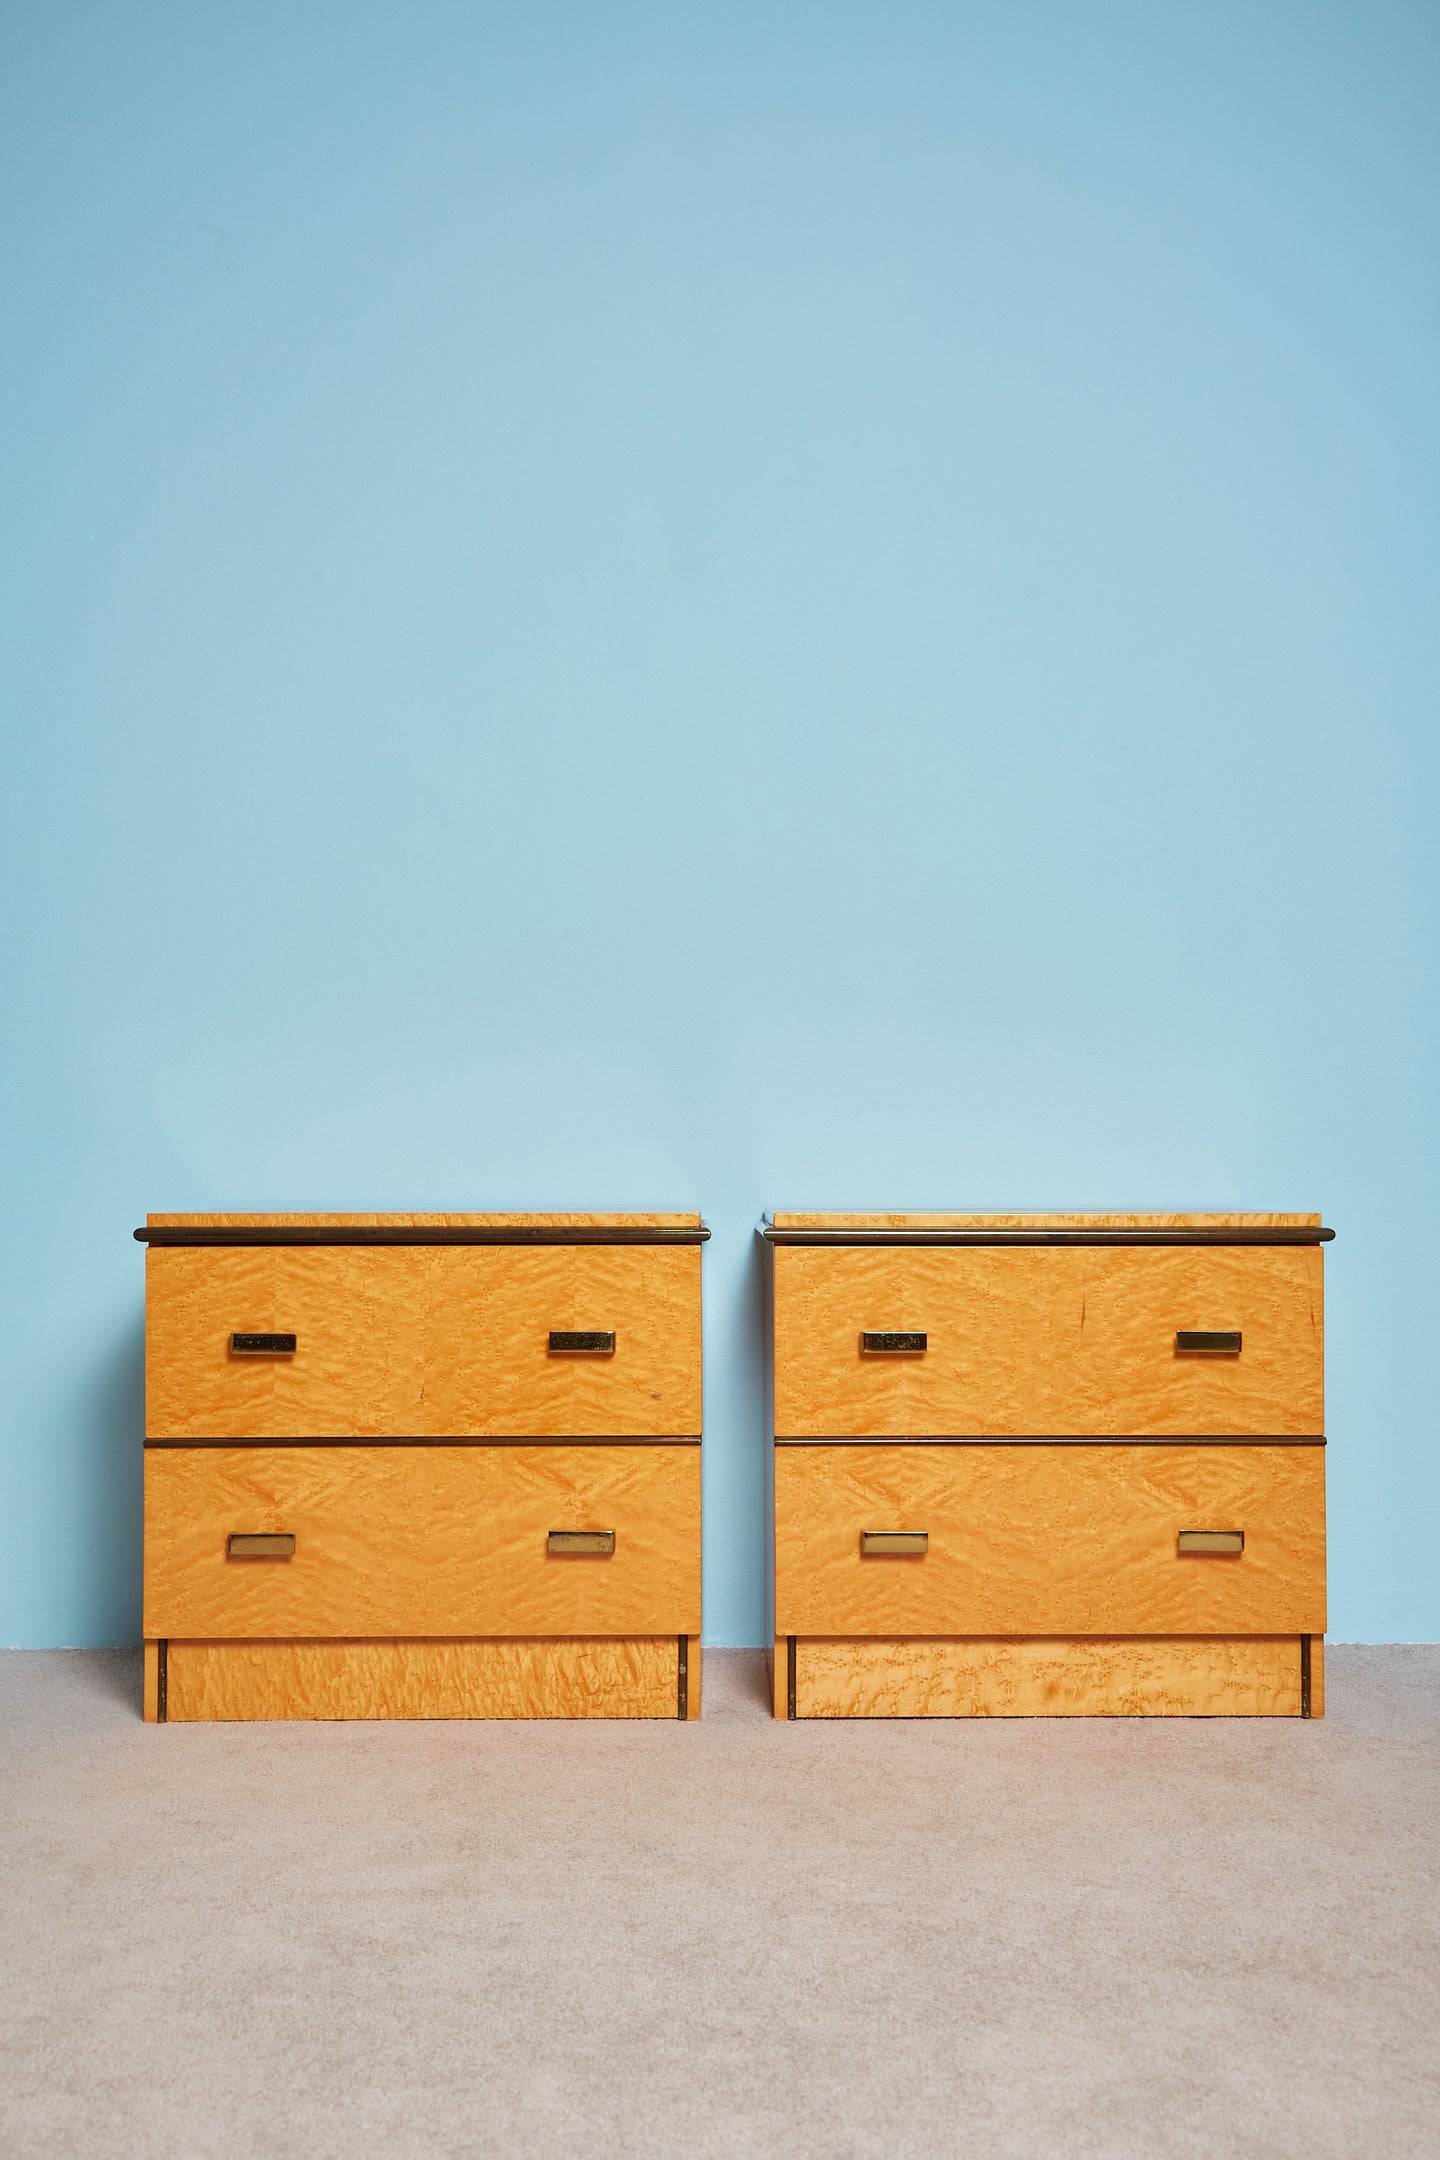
left=772, top=1244, right=1323, bottom=1436
left=146, top=1244, right=702, bottom=1438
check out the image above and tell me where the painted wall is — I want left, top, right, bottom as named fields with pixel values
left=2, top=1, right=1436, bottom=1646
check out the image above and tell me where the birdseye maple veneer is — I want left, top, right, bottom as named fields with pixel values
left=138, top=1214, right=707, bottom=1722
left=762, top=1213, right=1331, bottom=1720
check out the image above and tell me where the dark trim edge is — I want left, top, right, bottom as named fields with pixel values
left=678, top=1635, right=688, bottom=1721
left=144, top=1434, right=702, bottom=1448
left=787, top=1635, right=797, bottom=1721
left=137, top=1224, right=710, bottom=1246
left=1300, top=1635, right=1312, bottom=1720
left=772, top=1434, right=1326, bottom=1447
left=761, top=1225, right=1333, bottom=1247
left=156, top=1639, right=167, bottom=1724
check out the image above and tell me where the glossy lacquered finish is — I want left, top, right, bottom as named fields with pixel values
left=772, top=1244, right=1322, bottom=1436
left=146, top=1242, right=702, bottom=1438
left=775, top=1443, right=1323, bottom=1638
left=146, top=1443, right=700, bottom=1639
left=143, top=1214, right=705, bottom=1722
left=785, top=1635, right=1320, bottom=1718
left=766, top=1213, right=1328, bottom=1719
left=154, top=1637, right=695, bottom=1721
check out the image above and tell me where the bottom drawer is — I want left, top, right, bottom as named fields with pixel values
left=144, top=1444, right=700, bottom=1638
left=778, top=1635, right=1322, bottom=1718
left=145, top=1636, right=701, bottom=1721
left=775, top=1444, right=1325, bottom=1635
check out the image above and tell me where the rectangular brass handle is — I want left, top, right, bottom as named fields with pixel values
left=860, top=1331, right=927, bottom=1355
left=230, top=1332, right=297, bottom=1356
left=1176, top=1330, right=1241, bottom=1355
left=548, top=1331, right=616, bottom=1354
left=228, top=1533, right=296, bottom=1558
left=547, top=1529, right=616, bottom=1555
left=861, top=1530, right=929, bottom=1556
left=1178, top=1529, right=1244, bottom=1556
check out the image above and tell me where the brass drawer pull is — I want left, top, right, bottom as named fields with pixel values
left=548, top=1331, right=616, bottom=1354
left=860, top=1331, right=927, bottom=1355
left=861, top=1530, right=929, bottom=1557
left=228, top=1533, right=296, bottom=1558
left=1176, top=1330, right=1241, bottom=1355
left=230, top=1332, right=297, bottom=1356
left=1178, top=1529, right=1244, bottom=1556
left=547, top=1529, right=616, bottom=1555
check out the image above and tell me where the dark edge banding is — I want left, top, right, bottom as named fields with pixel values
left=678, top=1635, right=688, bottom=1721
left=1300, top=1635, right=1312, bottom=1719
left=771, top=1434, right=1326, bottom=1447
left=136, top=1224, right=710, bottom=1246
left=143, top=1434, right=702, bottom=1448
left=157, top=1640, right=167, bottom=1724
left=787, top=1635, right=797, bottom=1721
left=761, top=1225, right=1332, bottom=1246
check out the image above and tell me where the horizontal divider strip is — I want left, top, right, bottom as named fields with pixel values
left=137, top=1225, right=709, bottom=1246
left=772, top=1434, right=1326, bottom=1446
left=787, top=1632, right=1309, bottom=1643
left=762, top=1227, right=1332, bottom=1246
left=145, top=1434, right=703, bottom=1448
left=161, top=1633, right=696, bottom=1643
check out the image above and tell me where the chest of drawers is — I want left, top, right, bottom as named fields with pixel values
left=764, top=1213, right=1329, bottom=1719
left=140, top=1214, right=706, bottom=1721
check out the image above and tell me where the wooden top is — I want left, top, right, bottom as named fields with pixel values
left=138, top=1213, right=709, bottom=1247
left=763, top=1212, right=1331, bottom=1246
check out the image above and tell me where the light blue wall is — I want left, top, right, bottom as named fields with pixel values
left=2, top=2, right=1436, bottom=1646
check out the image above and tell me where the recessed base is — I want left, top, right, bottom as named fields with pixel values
left=778, top=1635, right=1322, bottom=1718
left=144, top=1636, right=700, bottom=1722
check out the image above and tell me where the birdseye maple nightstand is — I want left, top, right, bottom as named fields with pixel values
left=138, top=1213, right=706, bottom=1722
left=763, top=1212, right=1330, bottom=1720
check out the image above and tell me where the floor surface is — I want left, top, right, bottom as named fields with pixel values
left=2, top=1647, right=1437, bottom=2158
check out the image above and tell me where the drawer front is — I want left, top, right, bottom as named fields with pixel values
left=146, top=1246, right=701, bottom=1438
left=774, top=1443, right=1325, bottom=1635
left=144, top=1444, right=700, bottom=1637
left=772, top=1246, right=1323, bottom=1436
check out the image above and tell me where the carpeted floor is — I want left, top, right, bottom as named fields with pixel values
left=1, top=1648, right=1436, bottom=2159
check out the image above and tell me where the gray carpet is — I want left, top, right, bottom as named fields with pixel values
left=1, top=1649, right=1436, bottom=2159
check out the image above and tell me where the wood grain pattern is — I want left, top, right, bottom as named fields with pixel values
left=770, top=1212, right=1322, bottom=1230
left=147, top=1245, right=701, bottom=1437
left=147, top=1213, right=703, bottom=1230
left=1311, top=1637, right=1325, bottom=1718
left=143, top=1640, right=160, bottom=1722
left=163, top=1637, right=682, bottom=1720
left=774, top=1444, right=1325, bottom=1636
left=792, top=1637, right=1305, bottom=1717
left=145, top=1444, right=700, bottom=1638
left=772, top=1245, right=1323, bottom=1435
left=685, top=1635, right=702, bottom=1719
